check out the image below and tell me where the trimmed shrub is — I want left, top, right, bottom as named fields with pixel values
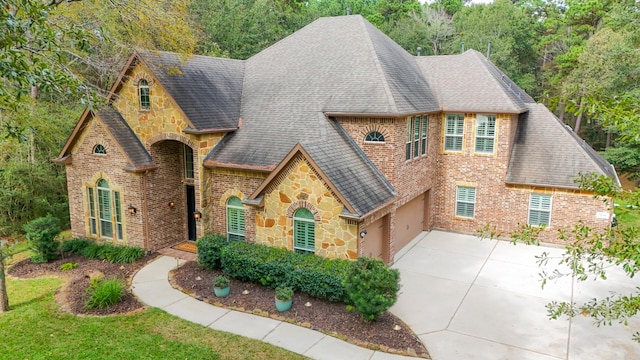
left=196, top=233, right=228, bottom=270
left=220, top=241, right=350, bottom=302
left=85, top=277, right=125, bottom=309
left=60, top=238, right=92, bottom=254
left=343, top=257, right=400, bottom=322
left=23, top=216, right=61, bottom=263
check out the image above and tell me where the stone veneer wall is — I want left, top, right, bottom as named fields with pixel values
left=255, top=155, right=358, bottom=259
left=65, top=117, right=145, bottom=248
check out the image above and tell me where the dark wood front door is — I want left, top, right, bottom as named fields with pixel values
left=186, top=185, right=196, bottom=241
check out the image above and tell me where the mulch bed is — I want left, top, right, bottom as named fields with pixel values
left=171, top=261, right=429, bottom=358
left=7, top=253, right=153, bottom=316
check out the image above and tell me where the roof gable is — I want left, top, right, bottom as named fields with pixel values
left=506, top=104, right=618, bottom=189
left=135, top=50, right=245, bottom=131
left=55, top=107, right=155, bottom=172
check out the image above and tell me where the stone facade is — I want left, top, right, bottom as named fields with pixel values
left=255, top=154, right=358, bottom=259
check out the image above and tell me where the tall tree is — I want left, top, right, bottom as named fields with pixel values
left=452, top=0, right=542, bottom=94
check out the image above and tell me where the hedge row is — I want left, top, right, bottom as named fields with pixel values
left=60, top=238, right=145, bottom=264
left=196, top=234, right=399, bottom=310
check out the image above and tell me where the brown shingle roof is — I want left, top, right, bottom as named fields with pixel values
left=137, top=50, right=244, bottom=131
left=96, top=108, right=156, bottom=172
left=416, top=50, right=533, bottom=113
left=506, top=104, right=618, bottom=189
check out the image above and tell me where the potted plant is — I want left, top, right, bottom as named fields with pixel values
left=213, top=275, right=230, bottom=298
left=274, top=285, right=294, bottom=312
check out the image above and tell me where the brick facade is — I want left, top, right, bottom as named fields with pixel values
left=62, top=62, right=611, bottom=261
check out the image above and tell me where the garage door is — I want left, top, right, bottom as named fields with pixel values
left=396, top=192, right=426, bottom=251
left=361, top=215, right=388, bottom=260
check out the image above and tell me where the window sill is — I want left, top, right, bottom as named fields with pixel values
left=454, top=216, right=475, bottom=221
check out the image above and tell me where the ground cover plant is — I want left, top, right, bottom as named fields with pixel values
left=0, top=276, right=305, bottom=360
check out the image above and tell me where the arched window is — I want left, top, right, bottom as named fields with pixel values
left=88, top=178, right=123, bottom=241
left=139, top=79, right=150, bottom=110
left=93, top=144, right=107, bottom=154
left=364, top=131, right=385, bottom=142
left=293, top=208, right=315, bottom=254
left=226, top=196, right=245, bottom=241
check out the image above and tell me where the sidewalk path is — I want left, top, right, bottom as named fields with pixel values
left=131, top=256, right=417, bottom=360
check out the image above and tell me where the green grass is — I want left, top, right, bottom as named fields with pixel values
left=0, top=277, right=306, bottom=360
left=615, top=199, right=640, bottom=229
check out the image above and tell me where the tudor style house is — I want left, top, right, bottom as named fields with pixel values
left=55, top=15, right=618, bottom=263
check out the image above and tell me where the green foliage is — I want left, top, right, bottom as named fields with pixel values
left=61, top=238, right=144, bottom=263
left=60, top=262, right=78, bottom=271
left=212, top=275, right=229, bottom=289
left=23, top=216, right=61, bottom=263
left=275, top=285, right=294, bottom=301
left=343, top=257, right=400, bottom=321
left=85, top=277, right=125, bottom=309
left=3, top=277, right=303, bottom=359
left=196, top=233, right=228, bottom=270
left=220, top=240, right=350, bottom=302
left=60, top=238, right=92, bottom=253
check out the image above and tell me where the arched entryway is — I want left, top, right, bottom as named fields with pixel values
left=146, top=139, right=198, bottom=250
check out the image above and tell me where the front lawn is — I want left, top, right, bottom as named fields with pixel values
left=615, top=199, right=640, bottom=229
left=0, top=276, right=305, bottom=360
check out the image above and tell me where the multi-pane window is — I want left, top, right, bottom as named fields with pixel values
left=529, top=193, right=552, bottom=227
left=88, top=188, right=97, bottom=235
left=406, top=115, right=428, bottom=160
left=87, top=179, right=123, bottom=241
left=456, top=186, right=476, bottom=218
left=226, top=196, right=245, bottom=241
left=139, top=79, right=150, bottom=110
left=97, top=179, right=113, bottom=238
left=475, top=115, right=496, bottom=154
left=184, top=144, right=194, bottom=179
left=93, top=144, right=106, bottom=154
left=445, top=114, right=465, bottom=152
left=293, top=208, right=315, bottom=254
left=365, top=131, right=385, bottom=142
left=114, top=191, right=123, bottom=241
left=421, top=116, right=428, bottom=155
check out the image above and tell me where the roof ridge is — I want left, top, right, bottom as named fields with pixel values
left=468, top=50, right=522, bottom=111
left=359, top=17, right=398, bottom=113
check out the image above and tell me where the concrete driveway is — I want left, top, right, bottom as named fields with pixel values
left=390, top=230, right=640, bottom=360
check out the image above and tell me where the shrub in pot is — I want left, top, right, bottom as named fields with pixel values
left=213, top=275, right=230, bottom=297
left=275, top=285, right=293, bottom=312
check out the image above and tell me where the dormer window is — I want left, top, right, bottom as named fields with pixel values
left=138, top=79, right=150, bottom=110
left=93, top=144, right=106, bottom=154
left=364, top=131, right=385, bottom=143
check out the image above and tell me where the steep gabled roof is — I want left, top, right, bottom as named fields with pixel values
left=416, top=50, right=534, bottom=113
left=55, top=107, right=156, bottom=172
left=206, top=15, right=439, bottom=170
left=506, top=104, right=619, bottom=189
left=136, top=50, right=245, bottom=131
left=248, top=125, right=396, bottom=216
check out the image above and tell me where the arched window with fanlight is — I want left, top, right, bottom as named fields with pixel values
left=226, top=196, right=245, bottom=241
left=139, top=79, right=150, bottom=110
left=93, top=144, right=106, bottom=155
left=293, top=208, right=315, bottom=254
left=364, top=131, right=385, bottom=143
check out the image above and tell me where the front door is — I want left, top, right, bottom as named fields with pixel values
left=186, top=185, right=196, bottom=241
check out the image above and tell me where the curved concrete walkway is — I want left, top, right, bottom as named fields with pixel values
left=131, top=256, right=416, bottom=360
